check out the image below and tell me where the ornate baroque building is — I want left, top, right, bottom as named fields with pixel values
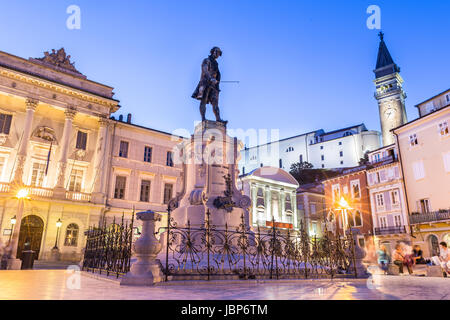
left=0, top=49, right=184, bottom=264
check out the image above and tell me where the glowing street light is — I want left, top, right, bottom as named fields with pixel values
left=53, top=218, right=63, bottom=250
left=335, top=196, right=353, bottom=237
left=8, top=215, right=17, bottom=245
left=16, top=188, right=29, bottom=199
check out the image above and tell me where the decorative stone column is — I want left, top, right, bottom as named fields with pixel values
left=265, top=186, right=272, bottom=222
left=54, top=107, right=77, bottom=196
left=121, top=210, right=164, bottom=286
left=91, top=116, right=109, bottom=203
left=251, top=183, right=257, bottom=225
left=12, top=98, right=38, bottom=183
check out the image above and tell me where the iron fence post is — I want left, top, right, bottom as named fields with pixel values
left=165, top=206, right=171, bottom=282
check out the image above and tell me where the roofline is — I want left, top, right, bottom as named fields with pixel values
left=0, top=51, right=119, bottom=101
left=414, top=88, right=450, bottom=108
left=243, top=123, right=368, bottom=150
left=367, top=143, right=395, bottom=154
left=392, top=105, right=450, bottom=133
left=112, top=118, right=187, bottom=140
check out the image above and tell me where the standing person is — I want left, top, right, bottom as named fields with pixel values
left=377, top=244, right=390, bottom=274
left=431, top=242, right=450, bottom=277
left=393, top=244, right=413, bottom=275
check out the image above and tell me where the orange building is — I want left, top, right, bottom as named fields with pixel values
left=323, top=166, right=374, bottom=248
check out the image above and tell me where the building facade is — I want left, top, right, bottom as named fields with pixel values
left=323, top=166, right=374, bottom=248
left=296, top=182, right=326, bottom=239
left=393, top=90, right=450, bottom=258
left=0, top=49, right=184, bottom=264
left=238, top=167, right=299, bottom=230
left=366, top=144, right=411, bottom=253
left=239, top=124, right=381, bottom=174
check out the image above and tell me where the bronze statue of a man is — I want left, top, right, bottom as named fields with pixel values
left=192, top=47, right=227, bottom=124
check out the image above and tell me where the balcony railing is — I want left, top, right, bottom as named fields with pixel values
left=0, top=182, right=91, bottom=203
left=410, top=210, right=450, bottom=224
left=369, top=155, right=398, bottom=166
left=374, top=226, right=407, bottom=235
left=66, top=191, right=91, bottom=202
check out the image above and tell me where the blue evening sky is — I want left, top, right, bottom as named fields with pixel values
left=1, top=0, right=449, bottom=143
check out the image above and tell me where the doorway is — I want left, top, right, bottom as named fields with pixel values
left=17, top=215, right=44, bottom=260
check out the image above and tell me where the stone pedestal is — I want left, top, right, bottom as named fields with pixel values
left=170, top=120, right=251, bottom=229
left=7, top=258, right=22, bottom=270
left=121, top=210, right=164, bottom=286
left=50, top=248, right=61, bottom=261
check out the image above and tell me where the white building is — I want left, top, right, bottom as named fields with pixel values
left=238, top=167, right=299, bottom=230
left=239, top=124, right=381, bottom=174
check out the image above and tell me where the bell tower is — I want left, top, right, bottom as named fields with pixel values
left=374, top=32, right=407, bottom=146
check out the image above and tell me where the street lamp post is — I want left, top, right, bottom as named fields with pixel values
left=53, top=219, right=62, bottom=249
left=50, top=219, right=63, bottom=262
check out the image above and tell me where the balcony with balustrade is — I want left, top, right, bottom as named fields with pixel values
left=374, top=225, right=407, bottom=236
left=0, top=182, right=91, bottom=203
left=410, top=210, right=450, bottom=224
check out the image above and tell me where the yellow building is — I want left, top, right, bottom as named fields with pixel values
left=0, top=48, right=183, bottom=267
left=393, top=89, right=450, bottom=257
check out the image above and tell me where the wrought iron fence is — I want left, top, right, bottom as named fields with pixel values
left=82, top=214, right=134, bottom=278
left=163, top=209, right=357, bottom=281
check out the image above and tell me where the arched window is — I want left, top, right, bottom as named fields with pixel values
left=64, top=223, right=79, bottom=247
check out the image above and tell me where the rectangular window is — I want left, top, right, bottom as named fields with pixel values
left=438, top=121, right=449, bottom=137
left=144, top=146, right=152, bottom=163
left=0, top=157, right=5, bottom=179
left=394, top=215, right=402, bottom=227
left=443, top=152, right=450, bottom=173
left=299, top=155, right=303, bottom=163
left=321, top=155, right=324, bottom=161
left=68, top=169, right=83, bottom=192
left=391, top=189, right=400, bottom=207
left=354, top=210, right=362, bottom=226
left=119, top=141, right=129, bottom=158
left=376, top=193, right=385, bottom=212
left=412, top=161, right=425, bottom=180
left=332, top=184, right=340, bottom=202
left=0, top=113, right=12, bottom=134
left=380, top=216, right=387, bottom=229
left=166, top=151, right=174, bottom=167
left=339, top=151, right=343, bottom=157
left=419, top=199, right=431, bottom=213
left=114, top=176, right=126, bottom=199
left=31, top=162, right=46, bottom=187
left=140, top=180, right=151, bottom=202
left=163, top=183, right=173, bottom=204
left=350, top=180, right=360, bottom=199
left=310, top=203, right=316, bottom=215
left=279, top=159, right=282, bottom=168
left=409, top=134, right=418, bottom=146
left=76, top=131, right=87, bottom=150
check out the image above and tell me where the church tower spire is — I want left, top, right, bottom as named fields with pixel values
left=374, top=32, right=407, bottom=146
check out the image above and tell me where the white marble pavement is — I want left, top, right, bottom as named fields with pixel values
left=0, top=270, right=449, bottom=300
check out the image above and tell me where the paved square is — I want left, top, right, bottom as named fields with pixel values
left=0, top=270, right=449, bottom=300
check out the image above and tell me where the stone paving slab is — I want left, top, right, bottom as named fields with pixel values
left=0, top=270, right=449, bottom=300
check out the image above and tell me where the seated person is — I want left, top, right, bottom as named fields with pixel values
left=431, top=242, right=450, bottom=277
left=393, top=244, right=413, bottom=275
left=412, top=245, right=426, bottom=265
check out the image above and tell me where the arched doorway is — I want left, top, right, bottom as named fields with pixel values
left=17, top=215, right=44, bottom=260
left=428, top=235, right=439, bottom=257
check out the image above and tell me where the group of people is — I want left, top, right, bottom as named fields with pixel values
left=375, top=241, right=449, bottom=277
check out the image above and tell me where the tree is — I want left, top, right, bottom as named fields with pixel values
left=290, top=162, right=341, bottom=185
